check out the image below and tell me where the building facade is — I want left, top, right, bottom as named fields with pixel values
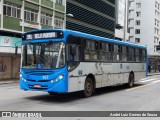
left=0, top=0, right=66, bottom=80
left=128, top=0, right=160, bottom=71
left=115, top=0, right=129, bottom=41
left=66, top=0, right=115, bottom=39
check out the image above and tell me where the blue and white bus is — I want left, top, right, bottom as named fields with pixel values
left=20, top=29, right=147, bottom=97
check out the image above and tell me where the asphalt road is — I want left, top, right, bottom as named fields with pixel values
left=0, top=75, right=160, bottom=119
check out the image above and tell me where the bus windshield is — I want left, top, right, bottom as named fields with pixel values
left=21, top=42, right=65, bottom=69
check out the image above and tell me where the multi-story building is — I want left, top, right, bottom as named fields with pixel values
left=66, top=0, right=115, bottom=39
left=0, top=0, right=66, bottom=80
left=128, top=0, right=160, bottom=71
left=115, top=0, right=129, bottom=41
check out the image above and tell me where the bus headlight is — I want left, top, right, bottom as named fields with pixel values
left=20, top=74, right=26, bottom=82
left=50, top=74, right=64, bottom=83
left=50, top=80, right=54, bottom=83
left=55, top=74, right=64, bottom=82
left=22, top=77, right=26, bottom=82
left=59, top=75, right=63, bottom=80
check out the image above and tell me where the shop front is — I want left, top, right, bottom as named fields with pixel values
left=148, top=56, right=160, bottom=73
left=0, top=36, right=21, bottom=80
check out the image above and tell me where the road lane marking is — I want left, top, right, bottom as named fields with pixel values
left=126, top=79, right=160, bottom=91
left=140, top=78, right=149, bottom=81
left=150, top=80, right=160, bottom=84
left=125, top=84, right=151, bottom=91
left=140, top=79, right=155, bottom=82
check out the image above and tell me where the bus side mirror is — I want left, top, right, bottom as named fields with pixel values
left=15, top=46, right=18, bottom=55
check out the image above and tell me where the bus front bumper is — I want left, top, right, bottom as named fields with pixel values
left=20, top=78, right=68, bottom=93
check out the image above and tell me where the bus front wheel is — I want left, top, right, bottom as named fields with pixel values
left=83, top=77, right=94, bottom=97
left=48, top=92, right=57, bottom=95
left=128, top=73, right=134, bottom=88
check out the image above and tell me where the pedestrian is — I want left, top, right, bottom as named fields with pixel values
left=158, top=65, right=160, bottom=72
left=148, top=65, right=151, bottom=73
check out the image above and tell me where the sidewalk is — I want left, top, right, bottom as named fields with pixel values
left=148, top=72, right=160, bottom=76
left=0, top=79, right=19, bottom=85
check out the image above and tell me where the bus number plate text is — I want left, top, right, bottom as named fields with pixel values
left=34, top=84, right=41, bottom=88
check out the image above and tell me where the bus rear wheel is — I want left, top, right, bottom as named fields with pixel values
left=128, top=73, right=134, bottom=88
left=83, top=77, right=94, bottom=97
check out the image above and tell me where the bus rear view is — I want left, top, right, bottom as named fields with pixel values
left=20, top=30, right=68, bottom=94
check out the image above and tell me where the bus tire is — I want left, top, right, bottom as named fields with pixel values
left=83, top=77, right=94, bottom=97
left=48, top=92, right=57, bottom=95
left=127, top=73, right=134, bottom=88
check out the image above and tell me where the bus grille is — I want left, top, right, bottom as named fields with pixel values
left=27, top=79, right=50, bottom=82
left=27, top=79, right=36, bottom=82
left=28, top=85, right=48, bottom=90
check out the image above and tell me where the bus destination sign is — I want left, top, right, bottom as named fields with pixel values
left=25, top=32, right=62, bottom=40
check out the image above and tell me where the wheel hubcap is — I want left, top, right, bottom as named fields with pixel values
left=86, top=83, right=92, bottom=92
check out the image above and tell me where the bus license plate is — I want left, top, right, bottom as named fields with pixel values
left=34, top=84, right=41, bottom=88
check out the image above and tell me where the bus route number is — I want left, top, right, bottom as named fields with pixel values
left=42, top=75, right=48, bottom=80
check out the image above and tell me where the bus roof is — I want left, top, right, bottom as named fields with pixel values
left=23, top=29, right=146, bottom=49
left=64, top=29, right=146, bottom=49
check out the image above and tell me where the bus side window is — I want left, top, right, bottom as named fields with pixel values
left=142, top=49, right=146, bottom=62
left=108, top=43, right=113, bottom=61
left=67, top=35, right=81, bottom=61
left=139, top=49, right=143, bottom=62
left=99, top=42, right=107, bottom=61
left=135, top=49, right=139, bottom=62
left=113, top=44, right=119, bottom=62
left=118, top=45, right=122, bottom=61
left=70, top=45, right=81, bottom=61
left=84, top=39, right=98, bottom=61
left=122, top=46, right=127, bottom=62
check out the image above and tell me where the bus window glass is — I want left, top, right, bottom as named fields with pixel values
left=118, top=45, right=122, bottom=61
left=113, top=45, right=119, bottom=62
left=107, top=43, right=113, bottom=61
left=142, top=49, right=146, bottom=62
left=135, top=48, right=139, bottom=62
left=100, top=42, right=107, bottom=61
left=67, top=36, right=82, bottom=71
left=67, top=36, right=81, bottom=62
left=130, top=48, right=134, bottom=61
left=21, top=42, right=65, bottom=69
left=84, top=40, right=98, bottom=61
left=139, top=49, right=142, bottom=62
left=122, top=46, right=127, bottom=62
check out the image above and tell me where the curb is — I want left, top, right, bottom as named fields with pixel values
left=148, top=73, right=160, bottom=76
left=0, top=80, right=19, bottom=85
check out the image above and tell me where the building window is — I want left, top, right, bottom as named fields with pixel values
left=136, top=12, right=141, bottom=17
left=136, top=3, right=141, bottom=8
left=154, top=36, right=159, bottom=44
left=41, top=13, right=52, bottom=26
left=3, top=4, right=21, bottom=18
left=135, top=29, right=140, bottom=34
left=56, top=0, right=63, bottom=5
left=54, top=17, right=63, bottom=28
left=24, top=9, right=38, bottom=23
left=135, top=38, right=140, bottom=43
left=155, top=19, right=159, bottom=27
left=155, top=2, right=160, bottom=10
left=136, top=20, right=140, bottom=25
left=155, top=10, right=160, bottom=18
left=155, top=28, right=159, bottom=35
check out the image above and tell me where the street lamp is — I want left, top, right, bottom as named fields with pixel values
left=64, top=13, right=74, bottom=29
